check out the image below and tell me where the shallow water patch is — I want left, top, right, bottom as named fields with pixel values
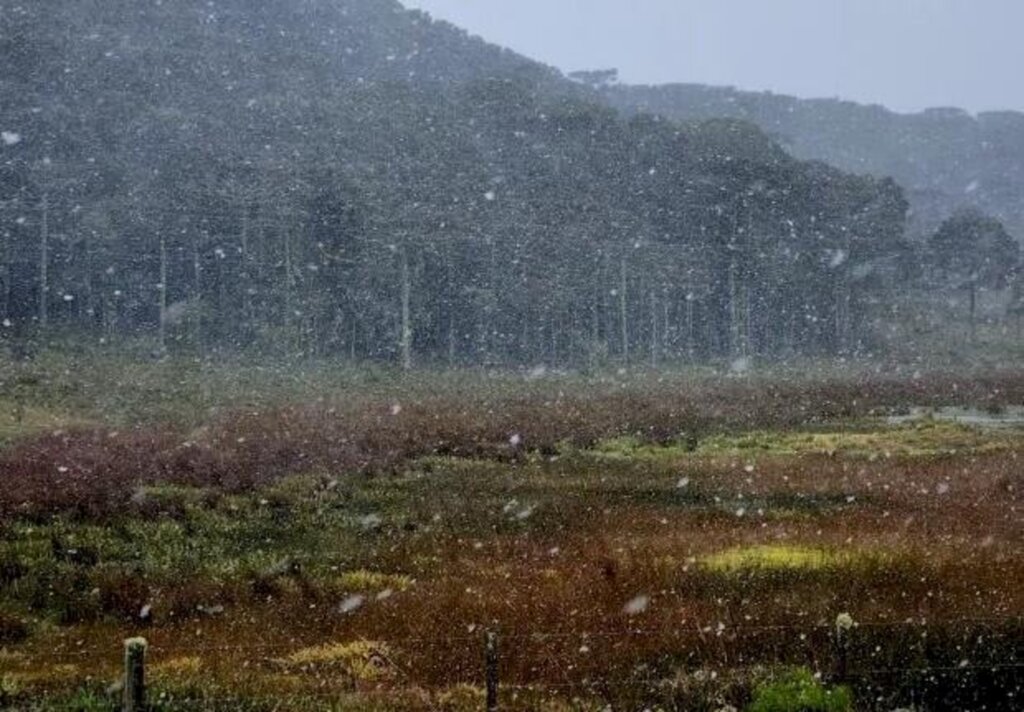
left=886, top=405, right=1024, bottom=428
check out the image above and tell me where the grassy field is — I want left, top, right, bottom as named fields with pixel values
left=0, top=349, right=1022, bottom=710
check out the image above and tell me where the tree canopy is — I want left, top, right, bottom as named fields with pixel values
left=0, top=0, right=910, bottom=365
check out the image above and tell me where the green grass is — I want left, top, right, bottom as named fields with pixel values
left=0, top=397, right=88, bottom=447
left=748, top=668, right=852, bottom=712
left=5, top=339, right=1024, bottom=438
left=695, top=421, right=1012, bottom=458
left=588, top=420, right=1017, bottom=464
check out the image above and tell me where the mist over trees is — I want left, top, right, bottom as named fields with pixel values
left=604, top=83, right=1024, bottom=243
left=3, top=0, right=1012, bottom=369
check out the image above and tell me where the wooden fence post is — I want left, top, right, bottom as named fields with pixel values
left=485, top=629, right=499, bottom=712
left=834, top=613, right=854, bottom=684
left=123, top=637, right=148, bottom=712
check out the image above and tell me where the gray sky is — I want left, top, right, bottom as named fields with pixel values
left=400, top=0, right=1024, bottom=114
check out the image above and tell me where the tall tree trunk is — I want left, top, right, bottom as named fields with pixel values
left=445, top=244, right=456, bottom=367
left=650, top=289, right=658, bottom=368
left=400, top=245, right=412, bottom=371
left=282, top=227, right=292, bottom=347
left=39, top=190, right=49, bottom=327
left=686, top=294, right=695, bottom=360
left=485, top=236, right=498, bottom=364
left=590, top=299, right=601, bottom=370
left=729, top=258, right=741, bottom=358
left=448, top=319, right=456, bottom=368
left=550, top=307, right=558, bottom=365
left=569, top=304, right=578, bottom=367
left=732, top=260, right=750, bottom=358
left=82, top=228, right=95, bottom=331
left=158, top=234, right=167, bottom=353
left=619, top=254, right=629, bottom=363
left=1014, top=276, right=1023, bottom=343
left=968, top=280, right=977, bottom=343
left=1, top=226, right=9, bottom=324
left=192, top=232, right=203, bottom=355
left=239, top=204, right=252, bottom=338
left=663, top=292, right=671, bottom=360
left=255, top=204, right=268, bottom=330
left=835, top=268, right=850, bottom=354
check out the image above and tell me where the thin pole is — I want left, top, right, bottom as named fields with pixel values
left=485, top=630, right=499, bottom=712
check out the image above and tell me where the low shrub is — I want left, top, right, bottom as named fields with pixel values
left=0, top=610, right=29, bottom=643
left=748, top=668, right=852, bottom=712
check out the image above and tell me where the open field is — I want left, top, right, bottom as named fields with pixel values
left=0, top=352, right=1022, bottom=710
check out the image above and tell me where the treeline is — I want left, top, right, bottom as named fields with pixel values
left=0, top=0, right=910, bottom=367
left=603, top=83, right=1024, bottom=241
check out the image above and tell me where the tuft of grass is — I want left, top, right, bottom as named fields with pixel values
left=150, top=656, right=207, bottom=692
left=436, top=684, right=486, bottom=710
left=152, top=656, right=204, bottom=678
left=0, top=673, right=23, bottom=708
left=332, top=570, right=413, bottom=593
left=748, top=668, right=852, bottom=712
left=50, top=687, right=113, bottom=712
left=702, top=546, right=856, bottom=572
left=591, top=434, right=696, bottom=461
left=280, top=640, right=394, bottom=682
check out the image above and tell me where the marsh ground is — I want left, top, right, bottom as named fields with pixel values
left=0, top=352, right=1021, bottom=710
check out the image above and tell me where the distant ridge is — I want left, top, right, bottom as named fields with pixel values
left=602, top=82, right=1024, bottom=240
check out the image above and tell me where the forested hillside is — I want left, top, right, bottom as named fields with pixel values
left=604, top=82, right=1024, bottom=241
left=0, top=0, right=909, bottom=366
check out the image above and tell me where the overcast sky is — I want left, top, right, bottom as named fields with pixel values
left=400, top=0, right=1024, bottom=114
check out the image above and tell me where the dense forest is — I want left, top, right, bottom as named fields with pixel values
left=603, top=80, right=1024, bottom=242
left=0, top=0, right=985, bottom=368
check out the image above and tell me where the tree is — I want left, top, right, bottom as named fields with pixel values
left=1009, top=266, right=1024, bottom=342
left=929, top=208, right=1020, bottom=339
left=568, top=69, right=619, bottom=88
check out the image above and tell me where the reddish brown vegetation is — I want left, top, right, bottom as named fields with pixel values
left=2, top=370, right=1024, bottom=519
left=3, top=406, right=1021, bottom=708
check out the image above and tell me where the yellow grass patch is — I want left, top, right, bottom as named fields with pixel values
left=437, top=683, right=486, bottom=710
left=151, top=656, right=203, bottom=680
left=334, top=570, right=413, bottom=592
left=696, top=422, right=1009, bottom=458
left=282, top=640, right=393, bottom=681
left=2, top=663, right=79, bottom=687
left=702, top=545, right=853, bottom=572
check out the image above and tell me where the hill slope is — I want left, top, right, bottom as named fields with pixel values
left=0, top=0, right=907, bottom=364
left=603, top=83, right=1024, bottom=240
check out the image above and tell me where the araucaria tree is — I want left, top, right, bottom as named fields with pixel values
left=929, top=208, right=1020, bottom=338
left=0, top=0, right=912, bottom=366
